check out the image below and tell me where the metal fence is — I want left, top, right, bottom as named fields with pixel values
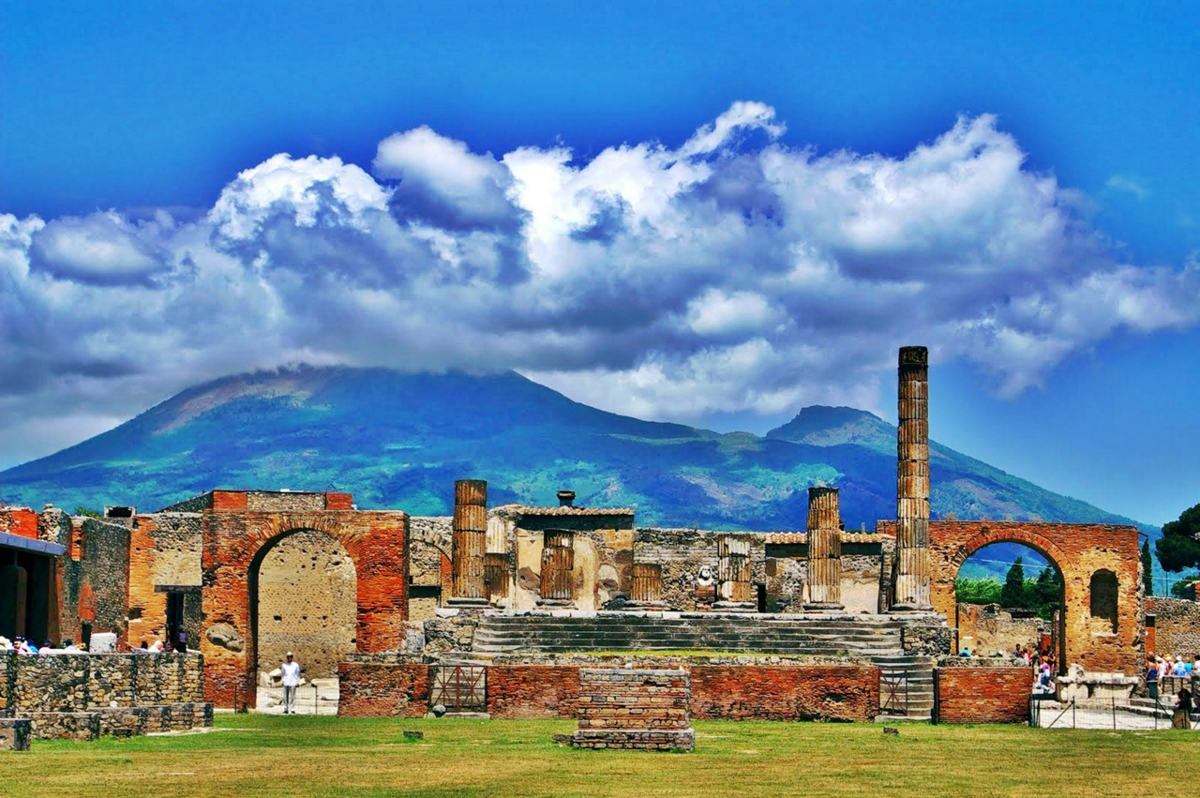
left=1030, top=674, right=1197, bottom=730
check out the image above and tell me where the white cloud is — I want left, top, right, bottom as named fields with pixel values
left=1106, top=174, right=1150, bottom=200
left=2, top=103, right=1200, bottom=467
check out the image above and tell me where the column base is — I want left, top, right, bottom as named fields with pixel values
left=622, top=601, right=664, bottom=611
left=713, top=601, right=756, bottom=611
left=536, top=598, right=574, bottom=608
left=804, top=602, right=845, bottom=612
left=888, top=602, right=933, bottom=613
left=446, top=597, right=490, bottom=609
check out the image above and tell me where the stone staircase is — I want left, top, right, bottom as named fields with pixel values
left=1119, top=696, right=1200, bottom=723
left=472, top=612, right=907, bottom=658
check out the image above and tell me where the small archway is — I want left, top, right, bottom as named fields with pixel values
left=249, top=529, right=357, bottom=685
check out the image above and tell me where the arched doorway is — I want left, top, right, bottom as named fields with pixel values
left=250, top=529, right=357, bottom=688
left=952, top=542, right=1065, bottom=671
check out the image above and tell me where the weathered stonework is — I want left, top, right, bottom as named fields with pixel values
left=571, top=669, right=694, bottom=751
left=1147, top=597, right=1200, bottom=658
left=0, top=718, right=31, bottom=750
left=336, top=654, right=431, bottom=718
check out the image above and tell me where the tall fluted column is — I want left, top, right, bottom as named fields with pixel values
left=892, top=346, right=932, bottom=610
left=805, top=486, right=843, bottom=611
left=715, top=535, right=755, bottom=610
left=450, top=479, right=489, bottom=606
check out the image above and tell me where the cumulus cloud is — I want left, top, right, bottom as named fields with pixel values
left=2, top=103, right=1200, bottom=466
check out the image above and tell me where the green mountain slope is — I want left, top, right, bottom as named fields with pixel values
left=0, top=367, right=1150, bottom=539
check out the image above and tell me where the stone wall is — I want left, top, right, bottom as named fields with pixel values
left=933, top=666, right=1031, bottom=724
left=0, top=652, right=203, bottom=713
left=408, top=516, right=451, bottom=622
left=255, top=529, right=357, bottom=679
left=1148, top=598, right=1200, bottom=658
left=571, top=669, right=694, bottom=751
left=764, top=544, right=886, bottom=614
left=336, top=654, right=430, bottom=718
left=634, top=528, right=765, bottom=611
left=956, top=603, right=1043, bottom=657
left=126, top=512, right=203, bottom=648
left=486, top=665, right=581, bottom=718
left=690, top=664, right=879, bottom=721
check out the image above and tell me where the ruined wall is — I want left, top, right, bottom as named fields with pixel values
left=635, top=528, right=765, bottom=611
left=126, top=513, right=202, bottom=647
left=571, top=668, right=694, bottom=751
left=255, top=529, right=357, bottom=679
left=690, top=664, right=879, bottom=721
left=199, top=500, right=409, bottom=708
left=956, top=604, right=1043, bottom=657
left=336, top=654, right=430, bottom=718
left=508, top=510, right=635, bottom=611
left=486, top=665, right=581, bottom=718
left=765, top=541, right=886, bottom=613
left=0, top=507, right=39, bottom=539
left=934, top=666, right=1030, bottom=724
left=888, top=520, right=1143, bottom=675
left=1149, top=598, right=1200, bottom=658
left=408, top=516, right=451, bottom=621
left=0, top=652, right=203, bottom=713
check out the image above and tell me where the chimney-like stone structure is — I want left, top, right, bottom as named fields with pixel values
left=805, top=486, right=843, bottom=611
left=450, top=479, right=489, bottom=606
left=892, top=346, right=932, bottom=610
left=715, top=535, right=755, bottom=610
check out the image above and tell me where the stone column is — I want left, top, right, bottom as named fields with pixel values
left=715, top=535, right=755, bottom=610
left=892, top=346, right=932, bottom=611
left=805, top=486, right=843, bottom=611
left=449, top=479, right=488, bottom=607
left=629, top=563, right=664, bottom=609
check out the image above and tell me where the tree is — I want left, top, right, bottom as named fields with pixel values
left=1156, top=503, right=1200, bottom=573
left=1000, top=556, right=1026, bottom=609
left=1029, top=566, right=1062, bottom=620
left=73, top=506, right=102, bottom=518
left=955, top=577, right=1003, bottom=605
left=1141, top=540, right=1154, bottom=597
left=1169, top=574, right=1200, bottom=600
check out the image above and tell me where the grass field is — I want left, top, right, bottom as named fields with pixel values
left=2, top=714, right=1195, bottom=797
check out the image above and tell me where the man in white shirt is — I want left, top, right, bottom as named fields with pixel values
left=281, top=652, right=301, bottom=714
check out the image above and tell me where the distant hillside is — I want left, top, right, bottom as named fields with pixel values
left=0, top=366, right=1151, bottom=544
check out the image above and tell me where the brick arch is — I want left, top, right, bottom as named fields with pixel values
left=946, top=527, right=1071, bottom=576
left=927, top=520, right=1142, bottom=676
left=199, top=505, right=409, bottom=708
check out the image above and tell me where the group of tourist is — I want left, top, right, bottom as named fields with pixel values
left=1145, top=652, right=1196, bottom=730
left=0, top=635, right=84, bottom=654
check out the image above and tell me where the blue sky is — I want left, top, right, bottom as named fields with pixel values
left=1, top=2, right=1198, bottom=527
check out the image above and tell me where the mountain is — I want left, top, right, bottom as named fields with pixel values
left=0, top=366, right=1151, bottom=542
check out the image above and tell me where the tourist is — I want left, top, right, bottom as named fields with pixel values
left=1172, top=657, right=1188, bottom=677
left=147, top=639, right=165, bottom=653
left=1146, top=656, right=1160, bottom=700
left=62, top=638, right=81, bottom=652
left=0, top=636, right=11, bottom=650
left=16, top=636, right=37, bottom=655
left=281, top=652, right=301, bottom=714
left=1172, top=686, right=1192, bottom=730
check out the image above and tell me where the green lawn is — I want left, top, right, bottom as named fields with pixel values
left=2, top=715, right=1194, bottom=797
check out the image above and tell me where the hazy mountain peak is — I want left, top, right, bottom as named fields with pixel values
left=766, top=405, right=895, bottom=453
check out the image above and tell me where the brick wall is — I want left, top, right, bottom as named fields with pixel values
left=336, top=655, right=430, bottom=718
left=486, top=666, right=581, bottom=718
left=0, top=508, right=39, bottom=540
left=934, top=666, right=1030, bottom=724
left=690, top=664, right=879, bottom=721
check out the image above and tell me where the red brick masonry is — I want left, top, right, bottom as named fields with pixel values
left=934, top=667, right=1030, bottom=724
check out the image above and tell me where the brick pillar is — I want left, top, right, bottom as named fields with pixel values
left=892, top=346, right=932, bottom=611
left=805, top=487, right=843, bottom=611
left=449, top=479, right=488, bottom=607
left=715, top=535, right=755, bottom=610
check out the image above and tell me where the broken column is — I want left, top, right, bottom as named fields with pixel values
left=629, top=563, right=664, bottom=609
left=805, top=486, right=843, bottom=611
left=449, top=479, right=488, bottom=607
left=715, top=534, right=755, bottom=611
left=891, top=346, right=932, bottom=611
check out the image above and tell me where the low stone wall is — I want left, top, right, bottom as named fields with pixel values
left=571, top=669, right=694, bottom=751
left=337, top=654, right=431, bottom=718
left=487, top=665, right=581, bottom=719
left=25, top=702, right=213, bottom=741
left=934, top=666, right=1030, bottom=724
left=690, top=664, right=879, bottom=722
left=0, top=652, right=203, bottom=713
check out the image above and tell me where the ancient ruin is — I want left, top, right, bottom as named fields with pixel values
left=0, top=345, right=1168, bottom=740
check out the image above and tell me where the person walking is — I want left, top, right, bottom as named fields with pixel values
left=281, top=652, right=301, bottom=714
left=1146, top=655, right=1160, bottom=701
